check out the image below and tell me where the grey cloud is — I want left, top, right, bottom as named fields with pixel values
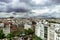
left=0, top=0, right=31, bottom=12
left=52, top=0, right=60, bottom=4
left=6, top=8, right=30, bottom=13
left=0, top=0, right=11, bottom=3
left=0, top=0, right=60, bottom=13
left=20, top=0, right=55, bottom=8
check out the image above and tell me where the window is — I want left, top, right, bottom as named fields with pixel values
left=44, top=27, right=48, bottom=40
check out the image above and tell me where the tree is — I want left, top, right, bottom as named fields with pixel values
left=28, top=28, right=33, bottom=34
left=32, top=21, right=36, bottom=25
left=16, top=31, right=22, bottom=37
left=24, top=29, right=28, bottom=35
left=6, top=33, right=14, bottom=40
left=24, top=28, right=33, bottom=35
left=0, top=29, right=5, bottom=39
left=34, top=35, right=42, bottom=40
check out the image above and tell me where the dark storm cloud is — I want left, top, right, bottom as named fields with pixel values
left=0, top=0, right=11, bottom=3
left=52, top=0, right=60, bottom=4
left=0, top=6, right=30, bottom=13
left=6, top=8, right=30, bottom=13
left=0, top=0, right=31, bottom=12
left=20, top=0, right=30, bottom=2
left=0, top=0, right=60, bottom=13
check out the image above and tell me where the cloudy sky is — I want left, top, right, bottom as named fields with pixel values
left=0, top=0, right=60, bottom=18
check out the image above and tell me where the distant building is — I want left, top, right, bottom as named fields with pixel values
left=24, top=23, right=32, bottom=30
left=0, top=23, right=4, bottom=28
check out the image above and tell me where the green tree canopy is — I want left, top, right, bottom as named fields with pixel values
left=24, top=28, right=33, bottom=35
left=6, top=33, right=14, bottom=40
left=0, top=29, right=5, bottom=39
left=16, top=31, right=22, bottom=37
left=34, top=35, right=42, bottom=40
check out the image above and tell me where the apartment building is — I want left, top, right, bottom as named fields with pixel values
left=47, top=23, right=60, bottom=40
left=35, top=19, right=60, bottom=40
left=55, top=28, right=60, bottom=40
left=35, top=19, right=48, bottom=40
left=35, top=21, right=44, bottom=39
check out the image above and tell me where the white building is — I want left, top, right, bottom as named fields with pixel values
left=48, top=23, right=60, bottom=40
left=0, top=23, right=4, bottom=28
left=3, top=24, right=10, bottom=36
left=35, top=21, right=44, bottom=40
left=24, top=23, right=32, bottom=30
left=0, top=22, right=10, bottom=36
left=54, top=28, right=60, bottom=40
